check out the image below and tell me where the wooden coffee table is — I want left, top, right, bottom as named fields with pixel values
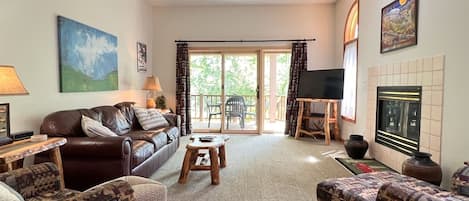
left=178, top=135, right=229, bottom=185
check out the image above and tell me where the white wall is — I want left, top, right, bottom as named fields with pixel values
left=338, top=0, right=469, bottom=187
left=0, top=0, right=153, bottom=133
left=152, top=4, right=337, bottom=110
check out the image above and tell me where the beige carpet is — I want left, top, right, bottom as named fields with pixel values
left=151, top=134, right=351, bottom=201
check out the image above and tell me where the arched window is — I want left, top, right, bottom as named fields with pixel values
left=341, top=1, right=358, bottom=122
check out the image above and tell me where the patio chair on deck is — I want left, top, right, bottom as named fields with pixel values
left=225, top=96, right=246, bottom=129
left=207, top=102, right=221, bottom=128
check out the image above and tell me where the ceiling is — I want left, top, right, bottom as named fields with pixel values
left=149, top=0, right=336, bottom=7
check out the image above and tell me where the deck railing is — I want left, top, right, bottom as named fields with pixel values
left=190, top=94, right=286, bottom=121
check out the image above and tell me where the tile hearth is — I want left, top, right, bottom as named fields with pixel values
left=366, top=55, right=445, bottom=171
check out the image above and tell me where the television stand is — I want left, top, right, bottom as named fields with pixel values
left=294, top=98, right=340, bottom=145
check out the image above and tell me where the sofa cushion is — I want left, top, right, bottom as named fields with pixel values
left=114, top=102, right=143, bottom=131
left=112, top=176, right=167, bottom=201
left=131, top=140, right=155, bottom=168
left=81, top=115, right=118, bottom=137
left=377, top=182, right=469, bottom=201
left=163, top=127, right=179, bottom=143
left=40, top=109, right=99, bottom=137
left=92, top=106, right=131, bottom=135
left=377, top=182, right=442, bottom=201
left=317, top=171, right=422, bottom=201
left=80, top=180, right=135, bottom=201
left=126, top=129, right=168, bottom=151
left=133, top=108, right=169, bottom=130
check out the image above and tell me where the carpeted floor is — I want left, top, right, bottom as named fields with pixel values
left=151, top=134, right=351, bottom=201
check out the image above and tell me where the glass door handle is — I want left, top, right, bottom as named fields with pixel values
left=256, top=86, right=260, bottom=100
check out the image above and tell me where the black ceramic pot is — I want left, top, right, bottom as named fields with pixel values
left=402, top=152, right=442, bottom=186
left=344, top=134, right=369, bottom=159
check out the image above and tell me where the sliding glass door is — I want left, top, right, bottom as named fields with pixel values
left=189, top=48, right=290, bottom=134
left=262, top=52, right=291, bottom=133
left=190, top=51, right=259, bottom=133
left=223, top=54, right=258, bottom=132
left=190, top=54, right=223, bottom=132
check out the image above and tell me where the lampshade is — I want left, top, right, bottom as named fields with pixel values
left=0, top=65, right=28, bottom=95
left=143, top=75, right=162, bottom=92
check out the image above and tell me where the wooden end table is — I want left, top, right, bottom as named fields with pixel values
left=0, top=137, right=67, bottom=190
left=178, top=135, right=229, bottom=185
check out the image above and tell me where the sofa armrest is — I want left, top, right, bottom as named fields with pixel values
left=0, top=162, right=61, bottom=199
left=61, top=136, right=132, bottom=158
left=66, top=180, right=135, bottom=201
left=163, top=113, right=180, bottom=128
left=377, top=182, right=441, bottom=201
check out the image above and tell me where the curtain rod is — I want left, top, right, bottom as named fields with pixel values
left=174, top=38, right=316, bottom=43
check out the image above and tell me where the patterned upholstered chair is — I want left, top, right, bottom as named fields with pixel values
left=317, top=169, right=469, bottom=201
left=0, top=162, right=166, bottom=201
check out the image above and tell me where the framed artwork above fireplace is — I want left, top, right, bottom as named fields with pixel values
left=381, top=0, right=418, bottom=53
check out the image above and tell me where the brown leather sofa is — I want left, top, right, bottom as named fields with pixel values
left=38, top=102, right=180, bottom=191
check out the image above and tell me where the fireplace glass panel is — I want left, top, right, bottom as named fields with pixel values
left=406, top=102, right=420, bottom=141
left=375, top=86, right=421, bottom=155
left=378, top=100, right=404, bottom=134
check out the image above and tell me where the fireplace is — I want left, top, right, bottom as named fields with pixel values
left=375, top=86, right=422, bottom=156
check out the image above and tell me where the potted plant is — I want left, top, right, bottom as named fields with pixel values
left=155, top=95, right=167, bottom=109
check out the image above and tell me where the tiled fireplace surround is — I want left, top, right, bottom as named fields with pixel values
left=365, top=54, right=445, bottom=171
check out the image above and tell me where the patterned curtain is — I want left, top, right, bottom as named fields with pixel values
left=285, top=42, right=308, bottom=136
left=176, top=43, right=191, bottom=136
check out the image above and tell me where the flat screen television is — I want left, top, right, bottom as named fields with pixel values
left=297, top=69, right=344, bottom=100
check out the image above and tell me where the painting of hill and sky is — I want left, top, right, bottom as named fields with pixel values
left=58, top=16, right=118, bottom=92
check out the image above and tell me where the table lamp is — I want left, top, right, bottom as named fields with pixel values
left=0, top=65, right=29, bottom=146
left=142, top=75, right=162, bottom=108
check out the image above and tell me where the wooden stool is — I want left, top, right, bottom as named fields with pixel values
left=178, top=136, right=227, bottom=185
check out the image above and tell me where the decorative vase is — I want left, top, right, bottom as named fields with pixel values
left=402, top=152, right=442, bottom=186
left=344, top=134, right=369, bottom=159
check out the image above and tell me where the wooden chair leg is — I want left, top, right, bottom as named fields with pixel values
left=178, top=149, right=193, bottom=184
left=209, top=147, right=220, bottom=185
left=219, top=145, right=226, bottom=168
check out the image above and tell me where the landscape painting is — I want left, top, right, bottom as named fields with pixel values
left=380, top=0, right=418, bottom=53
left=58, top=16, right=118, bottom=92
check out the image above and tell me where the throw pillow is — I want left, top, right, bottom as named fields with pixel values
left=133, top=108, right=169, bottom=130
left=81, top=115, right=118, bottom=137
left=0, top=182, right=24, bottom=201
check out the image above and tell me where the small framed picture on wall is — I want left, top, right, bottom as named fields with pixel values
left=380, top=0, right=418, bottom=53
left=137, top=42, right=147, bottom=72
